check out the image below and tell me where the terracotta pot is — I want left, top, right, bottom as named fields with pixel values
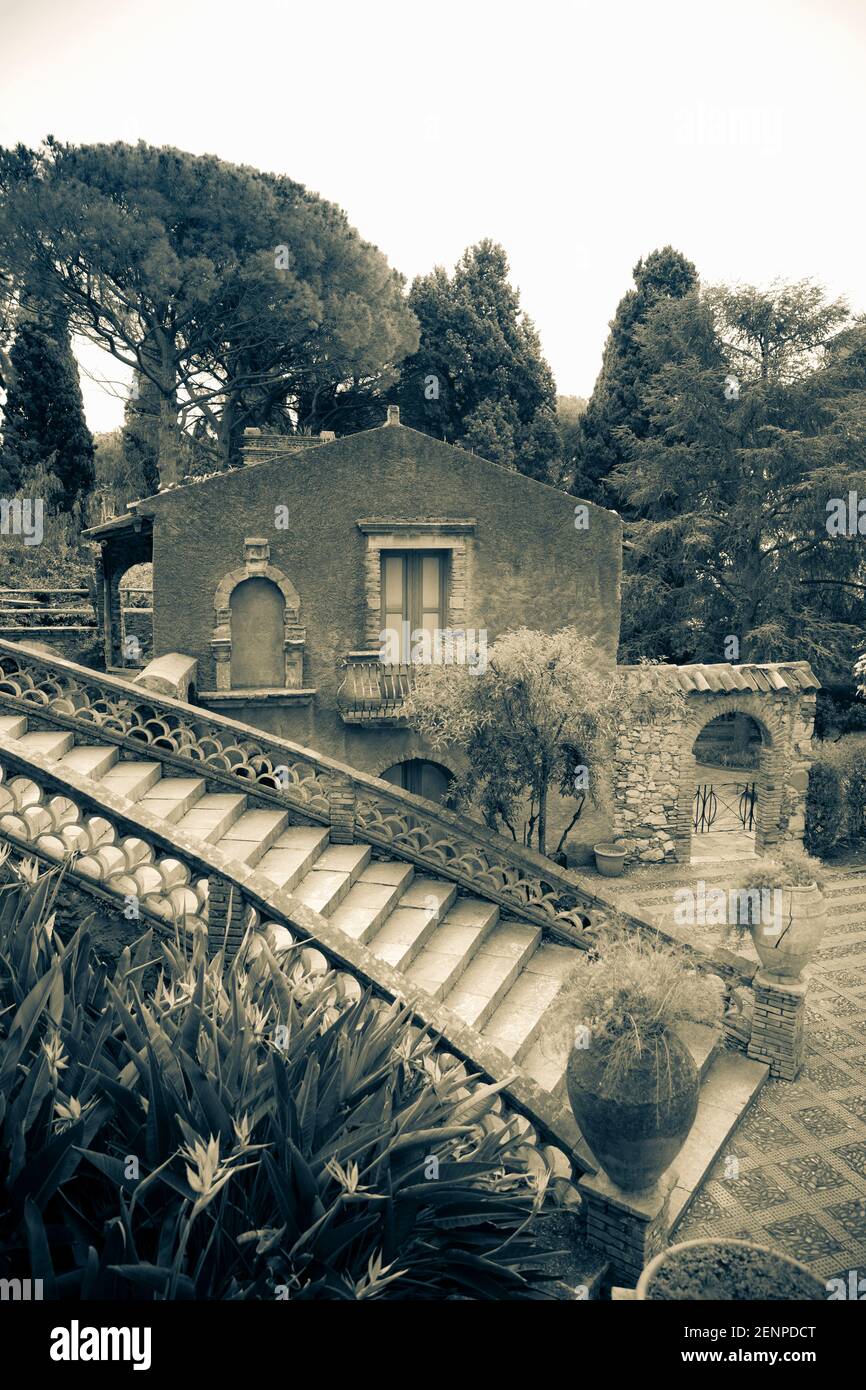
left=594, top=842, right=627, bottom=877
left=750, top=882, right=827, bottom=981
left=566, top=1026, right=698, bottom=1191
left=636, top=1238, right=826, bottom=1300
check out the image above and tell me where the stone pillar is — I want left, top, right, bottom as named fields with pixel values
left=207, top=875, right=249, bottom=958
left=747, top=971, right=807, bottom=1080
left=579, top=1167, right=678, bottom=1288
left=328, top=774, right=356, bottom=845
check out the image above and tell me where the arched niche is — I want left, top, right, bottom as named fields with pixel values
left=211, top=538, right=306, bottom=691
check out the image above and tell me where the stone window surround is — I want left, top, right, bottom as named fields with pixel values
left=357, top=519, right=476, bottom=649
left=210, top=537, right=307, bottom=692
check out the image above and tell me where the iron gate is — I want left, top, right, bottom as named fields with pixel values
left=693, top=780, right=757, bottom=834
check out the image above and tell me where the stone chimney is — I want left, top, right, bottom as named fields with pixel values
left=241, top=427, right=331, bottom=466
left=384, top=404, right=401, bottom=427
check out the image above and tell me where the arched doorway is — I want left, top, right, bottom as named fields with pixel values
left=118, top=562, right=153, bottom=668
left=229, top=578, right=285, bottom=688
left=680, top=707, right=787, bottom=864
left=380, top=758, right=454, bottom=802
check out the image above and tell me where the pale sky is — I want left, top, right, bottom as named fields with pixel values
left=2, top=0, right=865, bottom=433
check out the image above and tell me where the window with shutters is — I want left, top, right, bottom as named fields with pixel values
left=380, top=551, right=448, bottom=662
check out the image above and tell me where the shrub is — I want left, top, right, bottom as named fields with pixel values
left=804, top=759, right=845, bottom=858
left=0, top=854, right=558, bottom=1300
left=845, top=749, right=866, bottom=847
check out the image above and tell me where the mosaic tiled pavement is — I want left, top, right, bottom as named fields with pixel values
left=594, top=857, right=866, bottom=1285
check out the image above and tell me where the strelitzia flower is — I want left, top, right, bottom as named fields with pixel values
left=41, top=1032, right=69, bottom=1083
left=54, top=1095, right=95, bottom=1130
left=182, top=1135, right=228, bottom=1199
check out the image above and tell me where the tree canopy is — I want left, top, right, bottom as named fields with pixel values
left=570, top=246, right=698, bottom=504
left=394, top=240, right=560, bottom=480
left=614, top=280, right=866, bottom=683
left=0, top=139, right=419, bottom=487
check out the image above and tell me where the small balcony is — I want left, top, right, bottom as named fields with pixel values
left=337, top=652, right=415, bottom=724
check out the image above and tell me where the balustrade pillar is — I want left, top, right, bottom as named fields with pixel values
left=327, top=774, right=356, bottom=844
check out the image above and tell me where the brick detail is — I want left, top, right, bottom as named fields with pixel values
left=747, top=971, right=807, bottom=1080
left=579, top=1169, right=677, bottom=1287
left=327, top=775, right=356, bottom=844
left=207, top=874, right=250, bottom=958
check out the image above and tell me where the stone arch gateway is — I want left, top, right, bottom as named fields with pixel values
left=611, top=662, right=820, bottom=866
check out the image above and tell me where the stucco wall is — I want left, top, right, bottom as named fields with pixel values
left=140, top=422, right=622, bottom=776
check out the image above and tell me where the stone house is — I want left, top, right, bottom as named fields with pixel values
left=85, top=407, right=819, bottom=864
left=85, top=407, right=621, bottom=802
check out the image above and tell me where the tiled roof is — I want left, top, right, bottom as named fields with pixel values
left=621, top=661, right=821, bottom=695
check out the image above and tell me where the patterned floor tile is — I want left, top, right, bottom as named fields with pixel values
left=825, top=1198, right=866, bottom=1241
left=832, top=1142, right=866, bottom=1179
left=824, top=969, right=866, bottom=988
left=803, top=1060, right=857, bottom=1090
left=737, top=1110, right=799, bottom=1149
left=778, top=1153, right=849, bottom=1192
left=763, top=1214, right=843, bottom=1261
left=722, top=1167, right=791, bottom=1212
left=839, top=1093, right=866, bottom=1123
left=794, top=1106, right=853, bottom=1138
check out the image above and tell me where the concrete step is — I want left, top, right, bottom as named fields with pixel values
left=292, top=843, right=371, bottom=915
left=0, top=714, right=28, bottom=739
left=405, top=898, right=499, bottom=999
left=674, top=1021, right=720, bottom=1082
left=442, top=922, right=541, bottom=1030
left=175, top=793, right=248, bottom=843
left=330, top=878, right=409, bottom=943
left=212, top=807, right=290, bottom=866
left=139, top=776, right=207, bottom=823
left=483, top=942, right=580, bottom=1061
left=59, top=744, right=120, bottom=779
left=256, top=825, right=331, bottom=889
left=366, top=875, right=458, bottom=970
left=16, top=729, right=74, bottom=759
left=99, top=760, right=163, bottom=800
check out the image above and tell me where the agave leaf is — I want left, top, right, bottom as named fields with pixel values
left=0, top=963, right=61, bottom=1088
left=23, top=1196, right=57, bottom=1296
left=9, top=1116, right=85, bottom=1209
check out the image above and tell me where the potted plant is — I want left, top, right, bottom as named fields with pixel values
left=636, top=1238, right=826, bottom=1300
left=593, top=841, right=628, bottom=877
left=727, top=847, right=827, bottom=981
left=562, top=930, right=724, bottom=1191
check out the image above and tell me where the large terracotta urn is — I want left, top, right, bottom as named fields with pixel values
left=566, top=1027, right=699, bottom=1192
left=750, top=882, right=827, bottom=981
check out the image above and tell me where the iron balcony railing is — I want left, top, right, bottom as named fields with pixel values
left=337, top=653, right=415, bottom=722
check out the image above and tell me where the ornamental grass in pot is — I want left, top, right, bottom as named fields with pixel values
left=728, top=847, right=827, bottom=981
left=562, top=929, right=724, bottom=1192
left=636, top=1238, right=826, bottom=1300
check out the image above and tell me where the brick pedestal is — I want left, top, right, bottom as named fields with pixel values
left=207, top=875, right=249, bottom=958
left=328, top=775, right=356, bottom=844
left=579, top=1167, right=678, bottom=1287
left=747, top=971, right=807, bottom=1080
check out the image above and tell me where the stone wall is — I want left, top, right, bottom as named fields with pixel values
left=612, top=686, right=817, bottom=864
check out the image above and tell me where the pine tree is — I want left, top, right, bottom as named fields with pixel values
left=394, top=240, right=559, bottom=480
left=0, top=302, right=94, bottom=510
left=571, top=246, right=698, bottom=504
left=614, top=282, right=866, bottom=683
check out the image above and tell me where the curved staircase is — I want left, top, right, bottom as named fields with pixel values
left=0, top=704, right=579, bottom=1092
left=0, top=641, right=768, bottom=1255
